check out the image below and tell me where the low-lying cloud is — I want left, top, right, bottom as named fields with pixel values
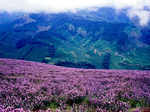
left=0, top=0, right=150, bottom=25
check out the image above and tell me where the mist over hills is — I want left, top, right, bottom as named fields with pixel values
left=0, top=7, right=150, bottom=70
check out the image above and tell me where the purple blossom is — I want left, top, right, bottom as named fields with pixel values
left=0, top=58, right=150, bottom=111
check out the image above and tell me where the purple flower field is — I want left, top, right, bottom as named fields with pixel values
left=0, top=58, right=150, bottom=112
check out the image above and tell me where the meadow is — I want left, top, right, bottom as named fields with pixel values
left=0, top=59, right=150, bottom=112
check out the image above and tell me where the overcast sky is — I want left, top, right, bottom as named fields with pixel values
left=0, top=0, right=150, bottom=25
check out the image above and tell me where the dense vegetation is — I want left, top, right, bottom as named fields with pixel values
left=0, top=8, right=150, bottom=70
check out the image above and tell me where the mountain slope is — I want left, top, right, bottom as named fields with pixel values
left=0, top=8, right=150, bottom=70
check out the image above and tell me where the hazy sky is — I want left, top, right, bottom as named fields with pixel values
left=0, top=0, right=150, bottom=25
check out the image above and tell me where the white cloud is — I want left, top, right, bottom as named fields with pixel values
left=0, top=0, right=150, bottom=25
left=0, top=0, right=149, bottom=12
left=128, top=9, right=150, bottom=26
left=0, top=0, right=110, bottom=12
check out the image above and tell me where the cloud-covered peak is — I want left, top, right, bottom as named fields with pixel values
left=0, top=0, right=150, bottom=25
left=0, top=0, right=149, bottom=12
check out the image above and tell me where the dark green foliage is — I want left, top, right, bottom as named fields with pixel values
left=16, top=38, right=30, bottom=49
left=116, top=32, right=129, bottom=52
left=42, top=58, right=49, bottom=63
left=129, top=99, right=145, bottom=108
left=35, top=31, right=66, bottom=41
left=20, top=47, right=33, bottom=60
left=0, top=53, right=4, bottom=58
left=141, top=65, right=150, bottom=70
left=48, top=45, right=56, bottom=58
left=66, top=96, right=90, bottom=106
left=32, top=103, right=42, bottom=111
left=42, top=100, right=59, bottom=109
left=32, top=100, right=59, bottom=111
left=55, top=61, right=96, bottom=69
left=117, top=92, right=150, bottom=108
left=102, top=53, right=111, bottom=69
left=141, top=29, right=150, bottom=45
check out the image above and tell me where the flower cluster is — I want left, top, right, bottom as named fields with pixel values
left=0, top=58, right=150, bottom=111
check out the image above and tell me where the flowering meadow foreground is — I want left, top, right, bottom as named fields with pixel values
left=0, top=58, right=150, bottom=112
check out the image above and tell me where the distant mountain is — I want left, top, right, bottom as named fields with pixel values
left=74, top=7, right=131, bottom=23
left=0, top=7, right=150, bottom=70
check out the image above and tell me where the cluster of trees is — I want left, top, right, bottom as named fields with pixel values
left=102, top=53, right=111, bottom=69
left=55, top=61, right=96, bottom=69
